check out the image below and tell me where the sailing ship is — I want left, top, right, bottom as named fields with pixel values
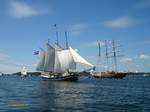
left=93, top=40, right=127, bottom=78
left=36, top=31, right=94, bottom=81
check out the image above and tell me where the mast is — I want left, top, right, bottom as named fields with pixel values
left=47, top=39, right=50, bottom=44
left=110, top=40, right=123, bottom=72
left=97, top=41, right=101, bottom=72
left=105, top=40, right=109, bottom=71
left=54, top=24, right=59, bottom=46
left=98, top=41, right=101, bottom=57
left=112, top=40, right=117, bottom=72
left=65, top=31, right=69, bottom=49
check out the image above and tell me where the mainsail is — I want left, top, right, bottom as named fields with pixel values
left=36, top=48, right=45, bottom=71
left=69, top=47, right=94, bottom=67
left=57, top=49, right=76, bottom=72
left=44, top=43, right=55, bottom=72
left=54, top=51, right=62, bottom=73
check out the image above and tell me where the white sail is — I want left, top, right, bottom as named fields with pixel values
left=54, top=51, right=62, bottom=73
left=57, top=49, right=76, bottom=72
left=69, top=47, right=94, bottom=67
left=36, top=48, right=45, bottom=71
left=44, top=43, right=55, bottom=72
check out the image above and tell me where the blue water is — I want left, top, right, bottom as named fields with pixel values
left=0, top=75, right=150, bottom=112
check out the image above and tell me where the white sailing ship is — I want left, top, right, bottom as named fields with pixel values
left=36, top=42, right=94, bottom=81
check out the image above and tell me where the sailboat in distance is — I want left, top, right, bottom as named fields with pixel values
left=35, top=30, right=94, bottom=81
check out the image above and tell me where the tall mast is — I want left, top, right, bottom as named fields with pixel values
left=97, top=41, right=101, bottom=72
left=98, top=41, right=101, bottom=57
left=47, top=39, right=50, bottom=44
left=54, top=24, right=59, bottom=46
left=105, top=40, right=109, bottom=71
left=65, top=31, right=69, bottom=49
left=112, top=40, right=117, bottom=72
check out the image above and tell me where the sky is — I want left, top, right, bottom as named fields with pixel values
left=0, top=0, right=150, bottom=73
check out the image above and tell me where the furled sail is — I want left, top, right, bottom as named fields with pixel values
left=57, top=49, right=76, bottom=72
left=36, top=48, right=45, bottom=71
left=69, top=47, right=94, bottom=67
left=44, top=43, right=55, bottom=72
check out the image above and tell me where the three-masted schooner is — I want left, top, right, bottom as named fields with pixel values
left=36, top=32, right=94, bottom=81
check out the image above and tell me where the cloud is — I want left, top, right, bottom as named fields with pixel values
left=9, top=1, right=46, bottom=18
left=0, top=53, right=10, bottom=61
left=143, top=40, right=150, bottom=44
left=0, top=52, right=35, bottom=73
left=135, top=0, right=150, bottom=9
left=104, top=16, right=136, bottom=28
left=82, top=41, right=105, bottom=48
left=139, top=54, right=149, bottom=59
left=70, top=24, right=88, bottom=36
left=0, top=52, right=19, bottom=73
left=119, top=57, right=133, bottom=63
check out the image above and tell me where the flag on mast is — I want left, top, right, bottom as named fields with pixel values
left=54, top=24, right=57, bottom=27
left=34, top=50, right=39, bottom=55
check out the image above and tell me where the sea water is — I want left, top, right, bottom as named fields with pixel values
left=0, top=74, right=150, bottom=112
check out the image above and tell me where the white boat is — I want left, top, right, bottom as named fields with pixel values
left=21, top=67, right=27, bottom=77
left=0, top=72, right=3, bottom=76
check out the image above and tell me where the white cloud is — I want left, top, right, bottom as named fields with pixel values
left=0, top=53, right=10, bottom=61
left=135, top=0, right=150, bottom=9
left=9, top=1, right=46, bottom=18
left=144, top=40, right=150, bottom=44
left=139, top=54, right=149, bottom=59
left=0, top=52, right=35, bottom=73
left=104, top=16, right=136, bottom=28
left=70, top=24, right=88, bottom=36
left=119, top=57, right=133, bottom=63
left=0, top=52, right=19, bottom=73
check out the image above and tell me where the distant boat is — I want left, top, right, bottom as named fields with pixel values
left=0, top=72, right=3, bottom=76
left=93, top=40, right=127, bottom=79
left=21, top=67, right=27, bottom=77
left=143, top=74, right=149, bottom=77
left=36, top=36, right=94, bottom=81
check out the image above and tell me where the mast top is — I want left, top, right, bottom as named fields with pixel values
left=54, top=24, right=59, bottom=46
left=47, top=39, right=50, bottom=44
left=98, top=41, right=101, bottom=57
left=65, top=31, right=69, bottom=49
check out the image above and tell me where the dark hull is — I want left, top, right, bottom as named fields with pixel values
left=42, top=74, right=79, bottom=81
left=93, top=72, right=127, bottom=79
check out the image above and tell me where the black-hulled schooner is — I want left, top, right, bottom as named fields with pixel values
left=36, top=33, right=94, bottom=81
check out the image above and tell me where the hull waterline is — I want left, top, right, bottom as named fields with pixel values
left=41, top=74, right=79, bottom=81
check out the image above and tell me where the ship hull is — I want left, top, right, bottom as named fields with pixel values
left=93, top=71, right=127, bottom=79
left=41, top=73, right=79, bottom=81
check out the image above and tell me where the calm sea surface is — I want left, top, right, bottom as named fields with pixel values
left=0, top=74, right=150, bottom=112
